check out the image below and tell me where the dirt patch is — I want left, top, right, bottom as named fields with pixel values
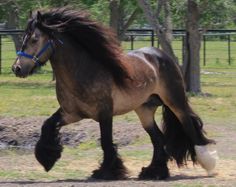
left=0, top=116, right=146, bottom=148
left=0, top=116, right=235, bottom=186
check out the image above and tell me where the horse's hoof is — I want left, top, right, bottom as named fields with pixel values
left=91, top=167, right=128, bottom=180
left=92, top=168, right=115, bottom=180
left=35, top=139, right=63, bottom=171
left=91, top=155, right=129, bottom=180
left=138, top=165, right=170, bottom=180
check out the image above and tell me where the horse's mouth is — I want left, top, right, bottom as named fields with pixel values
left=15, top=72, right=29, bottom=78
left=29, top=66, right=38, bottom=75
left=14, top=68, right=37, bottom=78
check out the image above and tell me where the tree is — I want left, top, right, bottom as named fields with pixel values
left=171, top=0, right=236, bottom=29
left=199, top=0, right=236, bottom=29
left=183, top=0, right=201, bottom=93
left=137, top=0, right=178, bottom=63
left=137, top=0, right=202, bottom=93
left=109, top=0, right=141, bottom=39
left=0, top=0, right=22, bottom=51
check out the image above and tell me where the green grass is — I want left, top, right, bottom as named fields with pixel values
left=1, top=37, right=236, bottom=122
left=0, top=71, right=58, bottom=116
left=191, top=67, right=236, bottom=124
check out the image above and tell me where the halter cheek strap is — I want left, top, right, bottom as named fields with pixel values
left=17, top=40, right=54, bottom=67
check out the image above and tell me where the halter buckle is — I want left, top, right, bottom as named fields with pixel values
left=32, top=56, right=39, bottom=63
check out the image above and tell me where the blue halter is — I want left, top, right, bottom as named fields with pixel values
left=17, top=40, right=54, bottom=67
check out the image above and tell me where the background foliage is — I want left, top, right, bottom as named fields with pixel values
left=0, top=0, right=236, bottom=29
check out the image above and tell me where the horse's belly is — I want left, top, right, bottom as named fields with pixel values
left=112, top=88, right=153, bottom=115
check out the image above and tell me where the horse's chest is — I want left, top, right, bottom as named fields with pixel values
left=56, top=87, right=98, bottom=122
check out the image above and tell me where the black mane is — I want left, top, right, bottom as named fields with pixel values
left=28, top=7, right=130, bottom=87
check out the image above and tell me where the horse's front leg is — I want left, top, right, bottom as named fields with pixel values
left=35, top=108, right=65, bottom=171
left=92, top=113, right=128, bottom=180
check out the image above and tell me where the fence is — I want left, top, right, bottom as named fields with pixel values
left=1, top=29, right=236, bottom=74
left=124, top=29, right=236, bottom=66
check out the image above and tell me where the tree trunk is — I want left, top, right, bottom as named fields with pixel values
left=163, top=0, right=173, bottom=43
left=109, top=0, right=140, bottom=40
left=5, top=1, right=22, bottom=51
left=109, top=0, right=120, bottom=36
left=119, top=7, right=140, bottom=39
left=183, top=0, right=201, bottom=93
left=137, top=0, right=178, bottom=63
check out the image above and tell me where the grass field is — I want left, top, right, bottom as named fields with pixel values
left=0, top=36, right=236, bottom=121
left=0, top=38, right=236, bottom=186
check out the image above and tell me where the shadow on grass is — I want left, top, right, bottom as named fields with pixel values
left=0, top=175, right=212, bottom=185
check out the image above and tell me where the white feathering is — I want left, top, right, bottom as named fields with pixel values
left=195, top=145, right=218, bottom=176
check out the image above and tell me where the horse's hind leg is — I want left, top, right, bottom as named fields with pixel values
left=35, top=108, right=64, bottom=171
left=135, top=98, right=169, bottom=180
left=158, top=83, right=211, bottom=146
left=157, top=80, right=216, bottom=173
left=92, top=111, right=128, bottom=180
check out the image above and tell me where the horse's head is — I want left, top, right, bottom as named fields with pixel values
left=12, top=12, right=54, bottom=78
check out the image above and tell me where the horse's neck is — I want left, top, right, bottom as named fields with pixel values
left=52, top=40, right=91, bottom=69
left=50, top=38, right=108, bottom=88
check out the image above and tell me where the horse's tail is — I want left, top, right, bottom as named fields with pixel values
left=162, top=104, right=217, bottom=175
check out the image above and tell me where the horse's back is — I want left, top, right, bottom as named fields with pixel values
left=128, top=47, right=163, bottom=57
left=127, top=47, right=182, bottom=79
left=128, top=47, right=176, bottom=67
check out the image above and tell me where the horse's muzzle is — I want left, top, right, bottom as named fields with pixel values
left=12, top=64, right=25, bottom=78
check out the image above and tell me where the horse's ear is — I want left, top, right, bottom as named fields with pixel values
left=37, top=11, right=42, bottom=23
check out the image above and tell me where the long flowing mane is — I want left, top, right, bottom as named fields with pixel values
left=28, top=7, right=130, bottom=87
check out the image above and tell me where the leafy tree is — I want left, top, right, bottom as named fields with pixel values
left=137, top=0, right=202, bottom=93
left=170, top=0, right=236, bottom=29
left=199, top=0, right=236, bottom=29
left=1, top=0, right=236, bottom=30
left=109, top=0, right=142, bottom=39
left=137, top=0, right=177, bottom=63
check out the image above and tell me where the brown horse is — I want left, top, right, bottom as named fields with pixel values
left=12, top=8, right=217, bottom=180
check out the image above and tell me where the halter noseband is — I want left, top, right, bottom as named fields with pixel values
left=16, top=40, right=54, bottom=67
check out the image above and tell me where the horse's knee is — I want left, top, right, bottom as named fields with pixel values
left=135, top=105, right=157, bottom=129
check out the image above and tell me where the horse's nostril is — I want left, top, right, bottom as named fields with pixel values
left=14, top=65, right=22, bottom=74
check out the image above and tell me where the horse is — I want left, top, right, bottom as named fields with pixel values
left=12, top=7, right=217, bottom=180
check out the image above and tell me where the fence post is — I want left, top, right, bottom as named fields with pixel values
left=151, top=30, right=154, bottom=47
left=203, top=35, right=206, bottom=66
left=131, top=35, right=134, bottom=50
left=0, top=35, right=1, bottom=74
left=182, top=35, right=185, bottom=64
left=228, top=34, right=231, bottom=65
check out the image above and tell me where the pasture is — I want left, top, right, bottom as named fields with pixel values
left=0, top=39, right=235, bottom=186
